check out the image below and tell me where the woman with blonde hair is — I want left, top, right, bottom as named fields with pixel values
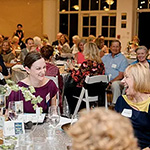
left=11, top=36, right=21, bottom=57
left=33, top=36, right=42, bottom=52
left=69, top=107, right=140, bottom=150
left=83, top=42, right=101, bottom=63
left=115, top=63, right=150, bottom=149
left=71, top=35, right=80, bottom=55
left=64, top=42, right=105, bottom=114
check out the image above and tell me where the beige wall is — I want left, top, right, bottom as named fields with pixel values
left=43, top=0, right=57, bottom=44
left=0, top=0, right=43, bottom=39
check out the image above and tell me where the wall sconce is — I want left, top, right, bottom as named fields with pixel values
left=106, top=0, right=114, bottom=5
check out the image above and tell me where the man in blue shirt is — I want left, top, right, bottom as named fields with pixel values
left=102, top=40, right=128, bottom=105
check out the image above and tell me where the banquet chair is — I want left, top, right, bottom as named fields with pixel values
left=73, top=75, right=109, bottom=116
left=45, top=76, right=59, bottom=106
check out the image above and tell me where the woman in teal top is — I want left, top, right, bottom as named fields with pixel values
left=115, top=63, right=150, bottom=150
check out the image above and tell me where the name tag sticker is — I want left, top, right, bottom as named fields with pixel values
left=111, top=64, right=117, bottom=69
left=46, top=93, right=50, bottom=103
left=121, top=109, right=132, bottom=118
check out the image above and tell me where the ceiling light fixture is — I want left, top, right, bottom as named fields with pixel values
left=106, top=0, right=114, bottom=5
left=73, top=5, right=79, bottom=10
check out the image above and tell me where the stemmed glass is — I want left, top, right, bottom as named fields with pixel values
left=8, top=101, right=18, bottom=120
left=48, top=106, right=60, bottom=134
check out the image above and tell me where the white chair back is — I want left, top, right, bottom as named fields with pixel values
left=85, top=75, right=109, bottom=84
left=45, top=76, right=59, bottom=106
left=73, top=75, right=109, bottom=116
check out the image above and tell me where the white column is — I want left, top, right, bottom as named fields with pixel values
left=43, top=0, right=57, bottom=44
left=116, top=0, right=135, bottom=51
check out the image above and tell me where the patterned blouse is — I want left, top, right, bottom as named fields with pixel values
left=71, top=60, right=105, bottom=87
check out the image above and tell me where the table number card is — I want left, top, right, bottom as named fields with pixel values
left=3, top=121, right=25, bottom=136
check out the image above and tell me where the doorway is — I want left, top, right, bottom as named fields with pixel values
left=138, top=12, right=150, bottom=49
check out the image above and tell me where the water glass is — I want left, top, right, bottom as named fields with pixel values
left=48, top=106, right=60, bottom=128
left=8, top=101, right=18, bottom=120
left=33, top=137, right=47, bottom=150
left=18, top=133, right=33, bottom=150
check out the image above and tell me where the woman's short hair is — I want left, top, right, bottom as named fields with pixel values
left=33, top=36, right=42, bottom=46
left=95, top=38, right=104, bottom=49
left=132, top=35, right=140, bottom=43
left=24, top=51, right=42, bottom=68
left=87, top=35, right=96, bottom=43
left=40, top=45, right=54, bottom=60
left=135, top=45, right=148, bottom=54
left=12, top=36, right=19, bottom=44
left=83, top=42, right=101, bottom=63
left=72, top=35, right=80, bottom=40
left=125, top=62, right=150, bottom=93
left=69, top=108, right=140, bottom=150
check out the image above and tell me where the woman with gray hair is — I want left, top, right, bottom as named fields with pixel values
left=131, top=46, right=150, bottom=68
left=115, top=63, right=150, bottom=149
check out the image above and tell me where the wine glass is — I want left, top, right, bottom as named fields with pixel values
left=8, top=101, right=18, bottom=120
left=48, top=106, right=60, bottom=134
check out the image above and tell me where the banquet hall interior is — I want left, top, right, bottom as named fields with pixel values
left=1, top=0, right=150, bottom=150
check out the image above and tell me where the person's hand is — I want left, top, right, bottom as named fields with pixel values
left=106, top=81, right=112, bottom=90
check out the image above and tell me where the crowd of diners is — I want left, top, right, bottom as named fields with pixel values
left=0, top=23, right=150, bottom=149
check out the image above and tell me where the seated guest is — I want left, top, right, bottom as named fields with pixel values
left=0, top=54, right=8, bottom=76
left=75, top=38, right=86, bottom=65
left=71, top=35, right=80, bottom=56
left=33, top=36, right=42, bottom=52
left=115, top=63, right=150, bottom=150
left=69, top=108, right=140, bottom=150
left=126, top=35, right=139, bottom=54
left=7, top=51, right=58, bottom=113
left=40, top=45, right=63, bottom=108
left=64, top=42, right=105, bottom=114
left=11, top=36, right=21, bottom=57
left=131, top=46, right=150, bottom=68
left=1, top=40, right=16, bottom=68
left=95, top=36, right=109, bottom=57
left=58, top=34, right=71, bottom=53
left=20, top=37, right=34, bottom=64
left=42, top=34, right=50, bottom=46
left=102, top=40, right=128, bottom=105
left=52, top=32, right=62, bottom=46
left=87, top=35, right=96, bottom=43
